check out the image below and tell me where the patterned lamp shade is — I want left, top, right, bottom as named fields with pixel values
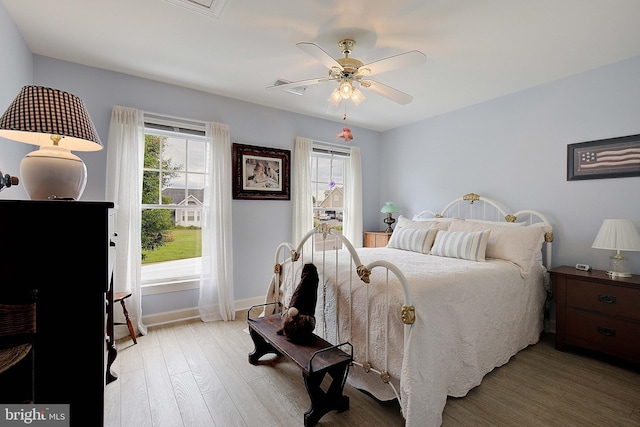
left=0, top=85, right=102, bottom=151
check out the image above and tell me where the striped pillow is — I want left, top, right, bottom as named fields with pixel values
left=431, top=229, right=491, bottom=262
left=386, top=226, right=438, bottom=254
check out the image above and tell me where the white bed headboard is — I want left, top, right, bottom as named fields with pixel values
left=413, top=193, right=554, bottom=268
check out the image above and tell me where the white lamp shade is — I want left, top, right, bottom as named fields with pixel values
left=592, top=219, right=640, bottom=251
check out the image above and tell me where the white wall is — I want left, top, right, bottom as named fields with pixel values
left=380, top=55, right=640, bottom=274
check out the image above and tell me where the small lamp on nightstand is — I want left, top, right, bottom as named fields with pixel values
left=592, top=219, right=640, bottom=277
left=380, top=202, right=398, bottom=233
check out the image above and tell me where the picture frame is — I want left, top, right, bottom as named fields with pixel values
left=232, top=143, right=291, bottom=200
left=567, top=134, right=640, bottom=181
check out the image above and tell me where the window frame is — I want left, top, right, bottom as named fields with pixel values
left=140, top=116, right=208, bottom=294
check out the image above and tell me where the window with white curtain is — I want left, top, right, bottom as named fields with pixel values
left=140, top=116, right=208, bottom=291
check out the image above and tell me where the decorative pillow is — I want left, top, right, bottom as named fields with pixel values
left=386, top=226, right=438, bottom=254
left=397, top=215, right=452, bottom=232
left=430, top=229, right=491, bottom=262
left=448, top=218, right=548, bottom=277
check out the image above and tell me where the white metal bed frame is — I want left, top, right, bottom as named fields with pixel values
left=268, top=192, right=554, bottom=414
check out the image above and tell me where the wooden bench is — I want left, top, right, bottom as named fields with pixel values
left=247, top=305, right=353, bottom=427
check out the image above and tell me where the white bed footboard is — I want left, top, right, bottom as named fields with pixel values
left=270, top=223, right=414, bottom=404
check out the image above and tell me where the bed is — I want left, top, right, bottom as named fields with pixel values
left=262, top=193, right=554, bottom=426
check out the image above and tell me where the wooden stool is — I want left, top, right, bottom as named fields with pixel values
left=113, top=292, right=137, bottom=344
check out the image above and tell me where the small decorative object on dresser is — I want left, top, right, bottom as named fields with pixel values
left=380, top=202, right=398, bottom=233
left=364, top=231, right=392, bottom=248
left=550, top=265, right=640, bottom=365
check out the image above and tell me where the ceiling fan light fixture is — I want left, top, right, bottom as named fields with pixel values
left=328, top=88, right=342, bottom=106
left=351, top=88, right=366, bottom=106
left=339, top=79, right=354, bottom=99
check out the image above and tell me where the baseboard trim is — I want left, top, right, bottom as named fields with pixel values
left=142, top=296, right=265, bottom=327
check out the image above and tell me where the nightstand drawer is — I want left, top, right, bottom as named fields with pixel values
left=364, top=231, right=392, bottom=248
left=566, top=278, right=640, bottom=321
left=566, top=308, right=640, bottom=361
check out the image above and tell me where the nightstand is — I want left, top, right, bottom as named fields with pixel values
left=550, top=265, right=640, bottom=365
left=364, top=231, right=392, bottom=248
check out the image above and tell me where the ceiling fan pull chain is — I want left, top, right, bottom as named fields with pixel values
left=343, top=102, right=347, bottom=120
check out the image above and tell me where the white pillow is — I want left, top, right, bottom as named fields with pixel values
left=397, top=215, right=452, bottom=231
left=387, top=226, right=438, bottom=254
left=430, top=229, right=491, bottom=262
left=448, top=218, right=548, bottom=277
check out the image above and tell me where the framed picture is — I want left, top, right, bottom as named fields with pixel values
left=567, top=134, right=640, bottom=181
left=232, top=143, right=291, bottom=200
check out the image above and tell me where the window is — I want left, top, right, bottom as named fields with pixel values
left=141, top=117, right=207, bottom=290
left=311, top=145, right=349, bottom=247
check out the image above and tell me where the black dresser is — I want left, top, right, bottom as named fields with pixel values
left=0, top=200, right=115, bottom=426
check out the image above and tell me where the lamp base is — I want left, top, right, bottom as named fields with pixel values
left=20, top=145, right=87, bottom=200
left=383, top=214, right=396, bottom=234
left=607, top=254, right=632, bottom=278
left=607, top=271, right=632, bottom=278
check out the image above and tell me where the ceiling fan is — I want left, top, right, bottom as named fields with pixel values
left=268, top=39, right=427, bottom=106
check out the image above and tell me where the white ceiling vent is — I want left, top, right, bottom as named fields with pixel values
left=273, top=79, right=306, bottom=96
left=162, top=0, right=228, bottom=18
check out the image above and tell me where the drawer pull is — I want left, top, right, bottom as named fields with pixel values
left=597, top=326, right=616, bottom=337
left=597, top=294, right=616, bottom=304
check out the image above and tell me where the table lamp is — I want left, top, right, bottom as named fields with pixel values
left=591, top=219, right=640, bottom=277
left=381, top=202, right=399, bottom=233
left=0, top=85, right=103, bottom=200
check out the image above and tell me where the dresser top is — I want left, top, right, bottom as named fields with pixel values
left=0, top=199, right=114, bottom=207
left=550, top=265, right=640, bottom=286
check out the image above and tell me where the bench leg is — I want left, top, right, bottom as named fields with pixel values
left=303, top=364, right=350, bottom=427
left=248, top=327, right=282, bottom=364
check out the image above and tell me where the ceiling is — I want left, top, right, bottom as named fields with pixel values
left=4, top=0, right=640, bottom=132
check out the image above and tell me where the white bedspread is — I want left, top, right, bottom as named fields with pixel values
left=279, top=247, right=547, bottom=427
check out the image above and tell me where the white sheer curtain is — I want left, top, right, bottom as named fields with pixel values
left=199, top=122, right=235, bottom=321
left=106, top=106, right=147, bottom=338
left=343, top=146, right=363, bottom=247
left=292, top=137, right=313, bottom=246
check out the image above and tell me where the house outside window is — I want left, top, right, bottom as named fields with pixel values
left=141, top=119, right=207, bottom=291
left=311, top=146, right=348, bottom=247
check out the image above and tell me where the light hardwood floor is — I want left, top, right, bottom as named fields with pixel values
left=104, top=312, right=640, bottom=427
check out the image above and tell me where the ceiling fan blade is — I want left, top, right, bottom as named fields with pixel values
left=266, top=77, right=332, bottom=91
left=297, top=42, right=343, bottom=71
left=361, top=50, right=426, bottom=76
left=359, top=80, right=414, bottom=105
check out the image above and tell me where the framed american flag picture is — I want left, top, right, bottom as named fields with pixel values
left=567, top=134, right=640, bottom=181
